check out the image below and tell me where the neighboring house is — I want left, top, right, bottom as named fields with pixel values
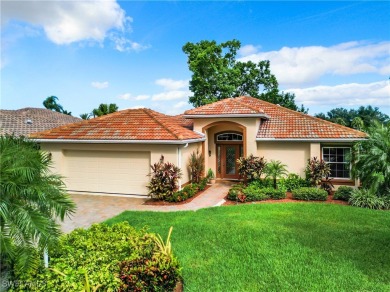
left=0, top=108, right=81, bottom=137
left=30, top=96, right=366, bottom=196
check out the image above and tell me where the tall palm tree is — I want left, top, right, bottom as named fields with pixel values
left=0, top=136, right=76, bottom=274
left=91, top=103, right=118, bottom=117
left=353, top=121, right=390, bottom=195
left=43, top=96, right=64, bottom=113
left=264, top=160, right=288, bottom=189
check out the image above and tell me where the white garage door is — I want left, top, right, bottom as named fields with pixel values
left=63, top=150, right=150, bottom=195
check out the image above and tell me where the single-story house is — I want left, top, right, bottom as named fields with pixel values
left=0, top=107, right=81, bottom=137
left=30, top=96, right=367, bottom=197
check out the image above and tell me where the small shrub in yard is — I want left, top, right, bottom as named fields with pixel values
left=334, top=186, right=354, bottom=201
left=198, top=177, right=208, bottom=191
left=260, top=187, right=287, bottom=199
left=10, top=222, right=181, bottom=291
left=227, top=184, right=245, bottom=201
left=166, top=184, right=199, bottom=202
left=243, top=185, right=269, bottom=201
left=188, top=149, right=204, bottom=183
left=348, top=188, right=389, bottom=210
left=305, top=157, right=331, bottom=186
left=278, top=173, right=310, bottom=191
left=292, top=187, right=328, bottom=201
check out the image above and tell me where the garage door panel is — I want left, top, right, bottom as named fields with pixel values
left=63, top=150, right=150, bottom=195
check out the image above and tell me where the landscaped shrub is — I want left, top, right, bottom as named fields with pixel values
left=237, top=154, right=266, bottom=183
left=11, top=222, right=181, bottom=291
left=292, top=187, right=328, bottom=201
left=227, top=183, right=245, bottom=201
left=348, top=188, right=389, bottom=210
left=198, top=177, right=208, bottom=191
left=188, top=149, right=204, bottom=183
left=260, top=187, right=287, bottom=199
left=249, top=178, right=274, bottom=189
left=148, top=155, right=182, bottom=200
left=243, top=185, right=269, bottom=201
left=278, top=173, right=310, bottom=191
left=166, top=183, right=199, bottom=202
left=333, top=186, right=354, bottom=201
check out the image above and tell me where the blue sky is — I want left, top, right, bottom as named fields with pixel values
left=1, top=1, right=389, bottom=117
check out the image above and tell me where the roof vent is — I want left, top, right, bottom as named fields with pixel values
left=25, top=119, right=33, bottom=125
left=277, top=104, right=281, bottom=107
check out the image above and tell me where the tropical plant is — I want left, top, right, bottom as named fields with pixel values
left=43, top=96, right=72, bottom=115
left=91, top=103, right=118, bottom=117
left=348, top=188, right=388, bottom=210
left=188, top=149, right=204, bottom=183
left=264, top=160, right=288, bottom=189
left=237, top=154, right=267, bottom=183
left=147, top=155, right=182, bottom=200
left=305, top=157, right=331, bottom=187
left=0, top=135, right=76, bottom=275
left=206, top=168, right=215, bottom=180
left=352, top=122, right=390, bottom=196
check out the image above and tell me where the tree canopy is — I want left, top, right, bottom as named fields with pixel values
left=43, top=96, right=72, bottom=116
left=182, top=39, right=307, bottom=112
left=315, top=106, right=389, bottom=130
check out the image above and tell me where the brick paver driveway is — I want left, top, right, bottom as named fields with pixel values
left=61, top=181, right=232, bottom=233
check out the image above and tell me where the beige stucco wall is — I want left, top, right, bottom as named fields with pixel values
left=257, top=142, right=311, bottom=177
left=178, top=142, right=203, bottom=185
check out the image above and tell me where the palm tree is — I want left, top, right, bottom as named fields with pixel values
left=264, top=160, right=288, bottom=189
left=43, top=96, right=64, bottom=113
left=0, top=135, right=76, bottom=274
left=80, top=113, right=91, bottom=120
left=353, top=121, right=390, bottom=195
left=91, top=103, right=118, bottom=117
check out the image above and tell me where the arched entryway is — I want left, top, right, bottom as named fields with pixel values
left=202, top=121, right=247, bottom=180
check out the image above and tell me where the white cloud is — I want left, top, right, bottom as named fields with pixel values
left=1, top=0, right=149, bottom=52
left=239, top=41, right=390, bottom=86
left=173, top=101, right=188, bottom=108
left=91, top=81, right=109, bottom=89
left=155, top=78, right=189, bottom=91
left=118, top=93, right=150, bottom=101
left=287, top=80, right=390, bottom=107
left=152, top=90, right=190, bottom=101
left=238, top=44, right=260, bottom=57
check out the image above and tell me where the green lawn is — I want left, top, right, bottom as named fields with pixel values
left=105, top=203, right=390, bottom=291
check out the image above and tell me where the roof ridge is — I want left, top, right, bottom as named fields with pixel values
left=143, top=109, right=180, bottom=139
left=246, top=96, right=366, bottom=136
left=235, top=96, right=264, bottom=114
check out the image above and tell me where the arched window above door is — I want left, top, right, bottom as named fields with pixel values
left=216, top=132, right=243, bottom=141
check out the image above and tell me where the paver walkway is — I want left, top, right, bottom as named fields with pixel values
left=61, top=181, right=233, bottom=233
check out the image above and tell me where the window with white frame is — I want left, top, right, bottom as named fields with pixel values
left=322, top=147, right=351, bottom=179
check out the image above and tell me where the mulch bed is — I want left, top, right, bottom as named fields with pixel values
left=143, top=185, right=211, bottom=206
left=223, top=192, right=349, bottom=206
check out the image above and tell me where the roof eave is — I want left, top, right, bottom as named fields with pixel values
left=32, top=138, right=206, bottom=145
left=183, top=114, right=269, bottom=119
left=256, top=138, right=366, bottom=142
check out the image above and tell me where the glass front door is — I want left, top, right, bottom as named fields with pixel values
left=217, top=144, right=241, bottom=179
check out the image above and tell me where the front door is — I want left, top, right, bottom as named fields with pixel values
left=217, top=144, right=241, bottom=179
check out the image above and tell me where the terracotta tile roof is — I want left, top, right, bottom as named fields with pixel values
left=0, top=108, right=81, bottom=137
left=173, top=114, right=194, bottom=130
left=236, top=96, right=366, bottom=139
left=30, top=108, right=203, bottom=141
left=184, top=97, right=266, bottom=116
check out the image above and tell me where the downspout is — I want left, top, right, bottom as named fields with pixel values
left=177, top=143, right=189, bottom=190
